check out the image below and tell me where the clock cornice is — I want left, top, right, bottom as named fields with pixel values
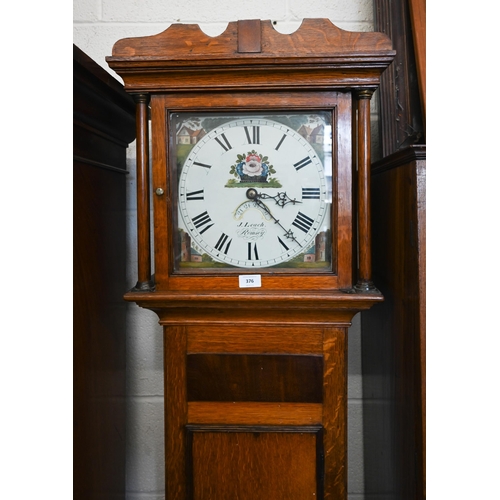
left=106, top=18, right=395, bottom=93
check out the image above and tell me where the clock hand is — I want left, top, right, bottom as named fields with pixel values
left=256, top=191, right=302, bottom=208
left=245, top=188, right=301, bottom=246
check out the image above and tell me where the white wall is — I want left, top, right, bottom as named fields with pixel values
left=74, top=2, right=377, bottom=499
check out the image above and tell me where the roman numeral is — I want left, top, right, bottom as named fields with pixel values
left=277, top=236, right=289, bottom=251
left=293, top=156, right=313, bottom=171
left=247, top=242, right=259, bottom=261
left=214, top=233, right=232, bottom=254
left=192, top=211, right=214, bottom=234
left=214, top=133, right=232, bottom=152
left=302, top=187, right=321, bottom=199
left=186, top=189, right=204, bottom=201
left=193, top=161, right=212, bottom=169
left=275, top=133, right=287, bottom=151
left=292, top=211, right=314, bottom=233
left=244, top=126, right=260, bottom=144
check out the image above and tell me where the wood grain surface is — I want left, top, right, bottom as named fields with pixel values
left=187, top=325, right=324, bottom=354
left=187, top=426, right=322, bottom=500
left=322, top=328, right=347, bottom=499
left=164, top=326, right=188, bottom=500
left=109, top=18, right=393, bottom=61
left=187, top=353, right=323, bottom=402
left=188, top=402, right=323, bottom=426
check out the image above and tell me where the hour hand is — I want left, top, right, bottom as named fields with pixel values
left=257, top=191, right=302, bottom=208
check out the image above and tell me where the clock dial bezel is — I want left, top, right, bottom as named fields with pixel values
left=150, top=91, right=354, bottom=292
left=172, top=112, right=333, bottom=272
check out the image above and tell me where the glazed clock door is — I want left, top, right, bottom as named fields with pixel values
left=145, top=89, right=359, bottom=292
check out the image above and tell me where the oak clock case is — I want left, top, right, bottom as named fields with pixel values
left=171, top=111, right=333, bottom=272
left=107, top=18, right=394, bottom=500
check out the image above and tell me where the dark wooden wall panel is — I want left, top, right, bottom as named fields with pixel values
left=408, top=0, right=426, bottom=119
left=73, top=44, right=135, bottom=500
left=362, top=145, right=425, bottom=499
left=374, top=0, right=425, bottom=157
left=370, top=0, right=425, bottom=495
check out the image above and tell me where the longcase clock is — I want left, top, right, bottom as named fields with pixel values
left=107, top=19, right=394, bottom=500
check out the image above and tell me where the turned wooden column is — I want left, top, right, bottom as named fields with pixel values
left=133, top=93, right=153, bottom=291
left=355, top=90, right=375, bottom=291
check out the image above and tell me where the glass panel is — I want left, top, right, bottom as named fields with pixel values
left=170, top=111, right=334, bottom=272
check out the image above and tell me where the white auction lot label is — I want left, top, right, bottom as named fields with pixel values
left=239, top=275, right=262, bottom=288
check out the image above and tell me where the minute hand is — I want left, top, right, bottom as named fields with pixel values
left=245, top=188, right=301, bottom=245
